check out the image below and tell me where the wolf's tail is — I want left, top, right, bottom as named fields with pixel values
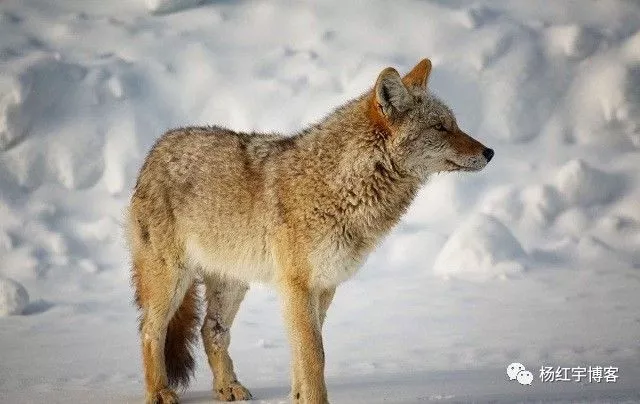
left=164, top=282, right=200, bottom=388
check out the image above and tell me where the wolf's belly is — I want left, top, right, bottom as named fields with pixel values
left=184, top=236, right=276, bottom=283
left=184, top=234, right=367, bottom=288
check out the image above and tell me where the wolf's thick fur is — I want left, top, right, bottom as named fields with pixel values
left=129, top=59, right=493, bottom=403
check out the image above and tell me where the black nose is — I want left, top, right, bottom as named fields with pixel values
left=483, top=148, right=494, bottom=162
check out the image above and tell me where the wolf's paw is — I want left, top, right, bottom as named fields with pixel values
left=216, top=381, right=252, bottom=401
left=146, top=388, right=179, bottom=404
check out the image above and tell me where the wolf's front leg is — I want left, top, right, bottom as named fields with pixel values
left=291, top=287, right=336, bottom=401
left=279, top=279, right=329, bottom=404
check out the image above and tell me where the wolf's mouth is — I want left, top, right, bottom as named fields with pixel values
left=445, top=159, right=477, bottom=171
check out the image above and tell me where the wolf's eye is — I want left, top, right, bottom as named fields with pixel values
left=433, top=123, right=446, bottom=132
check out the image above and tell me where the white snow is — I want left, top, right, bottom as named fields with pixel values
left=433, top=213, right=526, bottom=281
left=1, top=0, right=639, bottom=402
left=554, top=159, right=622, bottom=207
left=0, top=277, right=29, bottom=316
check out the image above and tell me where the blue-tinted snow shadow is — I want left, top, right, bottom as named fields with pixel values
left=22, top=299, right=55, bottom=315
left=181, top=364, right=640, bottom=403
left=181, top=385, right=287, bottom=403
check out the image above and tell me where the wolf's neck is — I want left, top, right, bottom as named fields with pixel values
left=296, top=95, right=422, bottom=236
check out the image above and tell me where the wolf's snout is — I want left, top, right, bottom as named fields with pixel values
left=482, top=148, right=494, bottom=162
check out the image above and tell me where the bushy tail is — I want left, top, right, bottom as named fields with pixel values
left=165, top=282, right=200, bottom=389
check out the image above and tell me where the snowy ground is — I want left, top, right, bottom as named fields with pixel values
left=1, top=0, right=640, bottom=403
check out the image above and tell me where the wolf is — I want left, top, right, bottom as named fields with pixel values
left=128, top=58, right=493, bottom=404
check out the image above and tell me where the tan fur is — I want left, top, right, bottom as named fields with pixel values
left=128, top=58, right=493, bottom=403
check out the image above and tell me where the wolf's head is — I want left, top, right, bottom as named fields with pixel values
left=370, top=59, right=493, bottom=180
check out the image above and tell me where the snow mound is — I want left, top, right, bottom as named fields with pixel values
left=554, top=159, right=622, bottom=207
left=564, top=58, right=639, bottom=146
left=1, top=57, right=105, bottom=189
left=480, top=160, right=622, bottom=230
left=0, top=55, right=146, bottom=191
left=479, top=183, right=564, bottom=230
left=0, top=277, right=29, bottom=316
left=519, top=184, right=564, bottom=225
left=433, top=214, right=526, bottom=281
left=145, top=0, right=202, bottom=14
left=545, top=25, right=600, bottom=60
left=478, top=186, right=523, bottom=224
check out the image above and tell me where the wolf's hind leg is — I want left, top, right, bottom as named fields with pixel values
left=201, top=275, right=251, bottom=402
left=135, top=256, right=193, bottom=404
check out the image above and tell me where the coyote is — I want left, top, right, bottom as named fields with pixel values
left=128, top=58, right=493, bottom=404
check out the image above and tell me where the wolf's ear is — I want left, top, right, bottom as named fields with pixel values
left=375, top=67, right=413, bottom=118
left=402, top=58, right=432, bottom=89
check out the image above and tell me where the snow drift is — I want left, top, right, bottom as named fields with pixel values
left=0, top=0, right=639, bottom=402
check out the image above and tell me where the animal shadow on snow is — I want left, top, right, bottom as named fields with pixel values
left=180, top=386, right=288, bottom=403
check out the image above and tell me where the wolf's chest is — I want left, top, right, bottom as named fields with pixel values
left=307, top=238, right=368, bottom=288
